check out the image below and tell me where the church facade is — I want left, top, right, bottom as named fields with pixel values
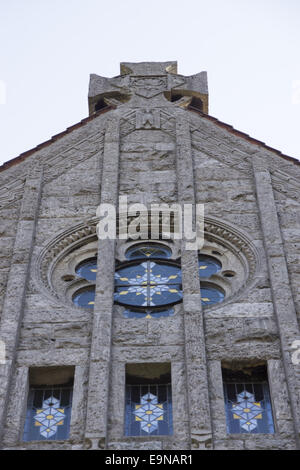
left=0, top=61, right=300, bottom=450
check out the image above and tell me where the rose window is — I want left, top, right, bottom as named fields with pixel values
left=114, top=261, right=182, bottom=309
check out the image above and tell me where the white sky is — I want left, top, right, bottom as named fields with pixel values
left=0, top=0, right=299, bottom=166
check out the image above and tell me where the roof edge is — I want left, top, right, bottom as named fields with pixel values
left=0, top=104, right=299, bottom=174
left=0, top=106, right=114, bottom=173
left=188, top=108, right=300, bottom=166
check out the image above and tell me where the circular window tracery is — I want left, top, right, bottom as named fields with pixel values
left=75, top=258, right=98, bottom=281
left=200, top=283, right=225, bottom=306
left=198, top=255, right=222, bottom=278
left=198, top=254, right=224, bottom=306
left=71, top=246, right=230, bottom=312
left=38, top=218, right=260, bottom=313
left=72, top=286, right=95, bottom=309
left=114, top=261, right=182, bottom=309
left=125, top=244, right=172, bottom=260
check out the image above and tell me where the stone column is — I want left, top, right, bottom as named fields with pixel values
left=207, top=360, right=227, bottom=440
left=70, top=365, right=89, bottom=446
left=84, top=116, right=120, bottom=450
left=0, top=163, right=43, bottom=445
left=175, top=115, right=213, bottom=449
left=267, top=359, right=296, bottom=440
left=2, top=366, right=29, bottom=447
left=252, top=155, right=300, bottom=447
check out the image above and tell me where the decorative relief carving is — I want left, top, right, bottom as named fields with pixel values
left=120, top=111, right=136, bottom=137
left=120, top=109, right=175, bottom=138
left=34, top=216, right=260, bottom=308
left=191, top=432, right=212, bottom=450
left=0, top=127, right=106, bottom=207
left=130, top=76, right=167, bottom=98
left=84, top=437, right=105, bottom=450
left=34, top=219, right=99, bottom=301
left=271, top=173, right=300, bottom=201
left=43, top=129, right=105, bottom=184
left=136, top=109, right=160, bottom=129
left=0, top=179, right=24, bottom=210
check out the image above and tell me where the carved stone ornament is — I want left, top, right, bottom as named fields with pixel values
left=136, top=109, right=160, bottom=129
left=129, top=76, right=168, bottom=98
left=34, top=216, right=261, bottom=309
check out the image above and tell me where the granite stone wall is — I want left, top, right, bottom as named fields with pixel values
left=0, top=62, right=300, bottom=450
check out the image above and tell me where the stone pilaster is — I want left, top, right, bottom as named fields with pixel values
left=0, top=163, right=43, bottom=446
left=2, top=366, right=29, bottom=446
left=268, top=359, right=296, bottom=438
left=84, top=116, right=119, bottom=449
left=252, top=155, right=300, bottom=447
left=175, top=115, right=212, bottom=449
left=207, top=360, right=227, bottom=441
left=69, top=365, right=89, bottom=444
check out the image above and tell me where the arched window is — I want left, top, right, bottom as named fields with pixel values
left=126, top=244, right=172, bottom=260
left=72, top=258, right=97, bottom=308
left=72, top=286, right=95, bottom=309
left=71, top=248, right=227, bottom=312
left=198, top=255, right=222, bottom=277
left=114, top=261, right=182, bottom=308
left=75, top=258, right=97, bottom=281
left=116, top=243, right=178, bottom=318
left=198, top=255, right=224, bottom=306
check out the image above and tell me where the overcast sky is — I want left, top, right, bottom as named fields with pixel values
left=0, top=0, right=299, bottom=166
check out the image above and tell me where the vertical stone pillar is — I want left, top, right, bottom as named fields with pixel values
left=267, top=359, right=296, bottom=440
left=252, top=155, right=300, bottom=447
left=175, top=115, right=212, bottom=449
left=70, top=365, right=89, bottom=446
left=0, top=163, right=43, bottom=445
left=2, top=366, right=29, bottom=447
left=84, top=116, right=119, bottom=449
left=207, top=360, right=227, bottom=440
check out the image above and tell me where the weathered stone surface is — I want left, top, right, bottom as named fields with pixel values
left=0, top=61, right=300, bottom=450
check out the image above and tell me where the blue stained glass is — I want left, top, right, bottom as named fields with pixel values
left=114, top=261, right=182, bottom=308
left=151, top=263, right=182, bottom=284
left=125, top=384, right=173, bottom=436
left=224, top=382, right=275, bottom=434
left=23, top=387, right=72, bottom=442
left=126, top=244, right=172, bottom=260
left=73, top=287, right=95, bottom=308
left=198, top=255, right=222, bottom=277
left=200, top=284, right=225, bottom=306
left=114, top=263, right=146, bottom=286
left=75, top=258, right=97, bottom=281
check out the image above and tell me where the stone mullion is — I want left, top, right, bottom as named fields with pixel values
left=0, top=164, right=43, bottom=445
left=69, top=365, right=89, bottom=447
left=84, top=116, right=120, bottom=449
left=252, top=156, right=300, bottom=448
left=175, top=115, right=213, bottom=449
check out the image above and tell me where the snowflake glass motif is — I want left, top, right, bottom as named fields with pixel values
left=114, top=261, right=182, bottom=308
left=133, top=393, right=164, bottom=433
left=34, top=396, right=66, bottom=439
left=231, top=390, right=263, bottom=432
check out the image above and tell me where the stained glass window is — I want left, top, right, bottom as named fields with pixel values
left=23, top=386, right=73, bottom=441
left=75, top=258, right=97, bottom=281
left=223, top=367, right=275, bottom=434
left=125, top=384, right=173, bottom=436
left=200, top=283, right=225, bottom=306
left=71, top=248, right=227, bottom=311
left=72, top=286, right=95, bottom=309
left=126, top=244, right=172, bottom=260
left=198, top=255, right=222, bottom=277
left=114, top=261, right=182, bottom=309
left=198, top=254, right=224, bottom=307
